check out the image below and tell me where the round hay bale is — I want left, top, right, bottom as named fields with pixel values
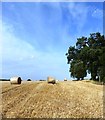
left=64, top=78, right=67, bottom=81
left=10, top=77, right=22, bottom=84
left=27, top=79, right=31, bottom=81
left=47, top=76, right=56, bottom=84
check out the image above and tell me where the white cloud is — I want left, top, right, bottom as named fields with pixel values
left=2, top=22, right=39, bottom=79
left=2, top=22, right=70, bottom=80
left=92, top=8, right=103, bottom=19
left=2, top=22, right=37, bottom=61
left=67, top=3, right=88, bottom=33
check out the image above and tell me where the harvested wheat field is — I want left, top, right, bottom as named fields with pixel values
left=1, top=80, right=104, bottom=118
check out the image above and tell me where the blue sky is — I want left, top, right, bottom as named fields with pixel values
left=1, top=2, right=103, bottom=80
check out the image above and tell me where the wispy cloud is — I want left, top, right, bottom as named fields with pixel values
left=2, top=2, right=103, bottom=80
left=67, top=3, right=88, bottom=32
left=92, top=8, right=103, bottom=19
left=2, top=21, right=69, bottom=80
left=2, top=22, right=36, bottom=61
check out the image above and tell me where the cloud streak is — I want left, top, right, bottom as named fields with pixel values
left=1, top=2, right=103, bottom=80
left=2, top=21, right=69, bottom=80
left=92, top=8, right=103, bottom=19
left=65, top=3, right=88, bottom=34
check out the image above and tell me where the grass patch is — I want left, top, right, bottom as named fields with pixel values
left=82, top=79, right=104, bottom=85
left=90, top=80, right=104, bottom=85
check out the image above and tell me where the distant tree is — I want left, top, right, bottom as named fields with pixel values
left=0, top=79, right=10, bottom=81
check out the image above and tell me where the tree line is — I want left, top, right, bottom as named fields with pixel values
left=66, top=32, right=105, bottom=82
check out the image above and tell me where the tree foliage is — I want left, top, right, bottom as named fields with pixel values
left=66, top=32, right=105, bottom=82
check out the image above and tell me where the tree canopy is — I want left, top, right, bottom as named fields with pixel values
left=66, top=32, right=105, bottom=82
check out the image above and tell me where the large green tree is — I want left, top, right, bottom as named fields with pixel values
left=66, top=32, right=105, bottom=82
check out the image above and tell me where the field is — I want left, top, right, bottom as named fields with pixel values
left=1, top=80, right=104, bottom=118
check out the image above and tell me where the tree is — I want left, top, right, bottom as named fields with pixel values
left=70, top=60, right=87, bottom=80
left=66, top=32, right=105, bottom=82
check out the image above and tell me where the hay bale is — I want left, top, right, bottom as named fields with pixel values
left=56, top=79, right=59, bottom=82
left=10, top=77, right=22, bottom=84
left=64, top=78, right=67, bottom=81
left=47, top=76, right=56, bottom=84
left=27, top=79, right=31, bottom=81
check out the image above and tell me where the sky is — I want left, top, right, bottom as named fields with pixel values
left=1, top=2, right=103, bottom=80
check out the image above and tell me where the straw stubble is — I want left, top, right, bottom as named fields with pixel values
left=1, top=81, right=103, bottom=118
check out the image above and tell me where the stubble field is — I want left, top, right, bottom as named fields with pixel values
left=1, top=80, right=103, bottom=118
